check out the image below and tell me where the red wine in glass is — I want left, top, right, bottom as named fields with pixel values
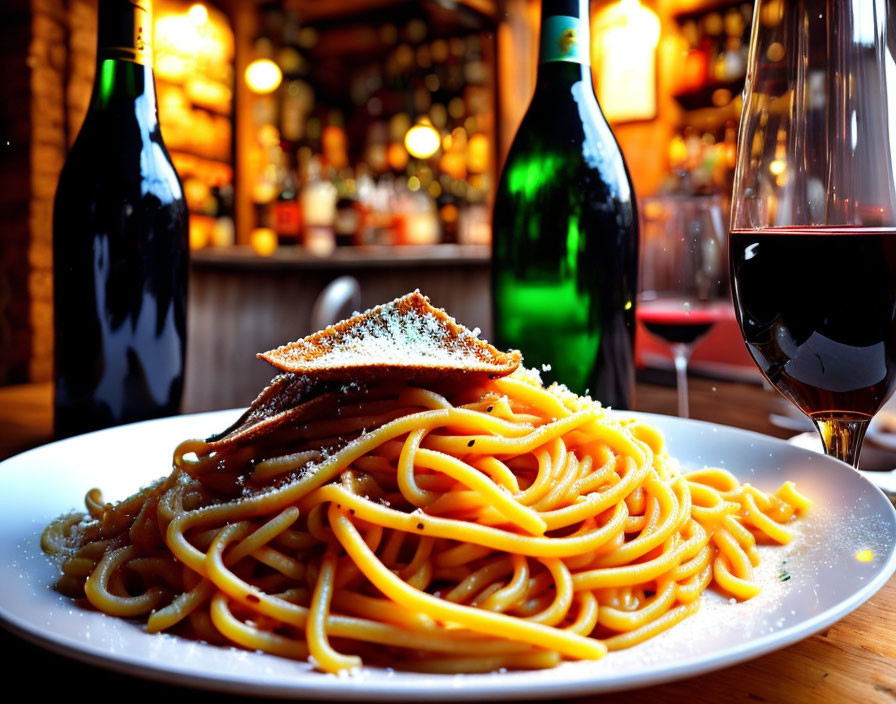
left=638, top=298, right=726, bottom=345
left=637, top=297, right=728, bottom=417
left=728, top=0, right=896, bottom=466
left=730, top=227, right=896, bottom=424
left=638, top=193, right=728, bottom=418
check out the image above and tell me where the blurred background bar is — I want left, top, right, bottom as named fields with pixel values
left=0, top=0, right=770, bottom=409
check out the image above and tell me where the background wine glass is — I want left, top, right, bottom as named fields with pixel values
left=729, top=0, right=896, bottom=467
left=638, top=194, right=729, bottom=418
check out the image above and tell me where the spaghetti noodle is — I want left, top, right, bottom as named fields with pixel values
left=42, top=294, right=811, bottom=675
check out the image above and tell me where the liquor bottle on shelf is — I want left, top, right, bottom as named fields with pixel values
left=334, top=169, right=361, bottom=247
left=52, top=0, right=188, bottom=437
left=273, top=146, right=302, bottom=246
left=491, top=0, right=639, bottom=408
left=278, top=10, right=313, bottom=145
left=300, top=156, right=337, bottom=256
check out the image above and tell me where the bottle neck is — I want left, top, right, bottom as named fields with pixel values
left=97, top=0, right=152, bottom=66
left=537, top=0, right=591, bottom=70
left=90, top=0, right=157, bottom=119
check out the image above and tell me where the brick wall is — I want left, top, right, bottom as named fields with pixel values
left=0, top=0, right=35, bottom=385
left=0, top=0, right=97, bottom=385
left=66, top=0, right=95, bottom=142
left=28, top=0, right=69, bottom=383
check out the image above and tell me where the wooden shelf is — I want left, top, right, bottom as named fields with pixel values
left=308, top=1, right=498, bottom=61
left=169, top=150, right=233, bottom=170
left=680, top=101, right=742, bottom=130
left=191, top=243, right=490, bottom=271
left=673, top=0, right=748, bottom=22
left=673, top=78, right=744, bottom=111
left=287, top=0, right=498, bottom=27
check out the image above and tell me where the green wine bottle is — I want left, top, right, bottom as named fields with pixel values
left=492, top=0, right=638, bottom=408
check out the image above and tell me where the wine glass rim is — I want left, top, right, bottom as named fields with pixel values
left=641, top=193, right=723, bottom=202
left=730, top=225, right=896, bottom=234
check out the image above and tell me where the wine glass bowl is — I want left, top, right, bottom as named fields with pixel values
left=729, top=0, right=896, bottom=466
left=638, top=194, right=729, bottom=417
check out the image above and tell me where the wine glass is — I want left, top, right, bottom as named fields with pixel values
left=638, top=194, right=729, bottom=417
left=730, top=0, right=896, bottom=467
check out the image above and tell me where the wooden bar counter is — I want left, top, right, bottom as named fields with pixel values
left=1, top=377, right=895, bottom=703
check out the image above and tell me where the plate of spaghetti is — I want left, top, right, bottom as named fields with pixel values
left=2, top=292, right=895, bottom=700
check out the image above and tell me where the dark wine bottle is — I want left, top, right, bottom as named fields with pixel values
left=52, top=0, right=188, bottom=438
left=491, top=0, right=639, bottom=407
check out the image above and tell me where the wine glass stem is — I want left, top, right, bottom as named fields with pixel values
left=812, top=416, right=869, bottom=467
left=672, top=343, right=693, bottom=418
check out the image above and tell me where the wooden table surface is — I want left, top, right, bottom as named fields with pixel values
left=1, top=377, right=895, bottom=703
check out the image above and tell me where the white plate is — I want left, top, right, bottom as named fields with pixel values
left=1, top=410, right=895, bottom=701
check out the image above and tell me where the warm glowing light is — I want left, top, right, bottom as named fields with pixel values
left=467, top=133, right=489, bottom=173
left=154, top=5, right=233, bottom=80
left=155, top=53, right=187, bottom=81
left=189, top=215, right=212, bottom=249
left=250, top=228, right=278, bottom=256
left=401, top=211, right=440, bottom=245
left=405, top=121, right=441, bottom=159
left=668, top=135, right=688, bottom=166
left=761, top=0, right=785, bottom=27
left=211, top=217, right=235, bottom=247
left=592, top=0, right=661, bottom=122
left=245, top=59, right=282, bottom=94
left=440, top=203, right=459, bottom=224
left=257, top=124, right=280, bottom=147
left=387, top=142, right=410, bottom=171
left=156, top=15, right=200, bottom=55
left=186, top=77, right=232, bottom=112
left=322, top=125, right=349, bottom=170
left=769, top=159, right=787, bottom=176
left=855, top=549, right=874, bottom=562
left=711, top=88, right=733, bottom=107
left=440, top=149, right=467, bottom=179
left=766, top=42, right=786, bottom=62
left=188, top=3, right=208, bottom=25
